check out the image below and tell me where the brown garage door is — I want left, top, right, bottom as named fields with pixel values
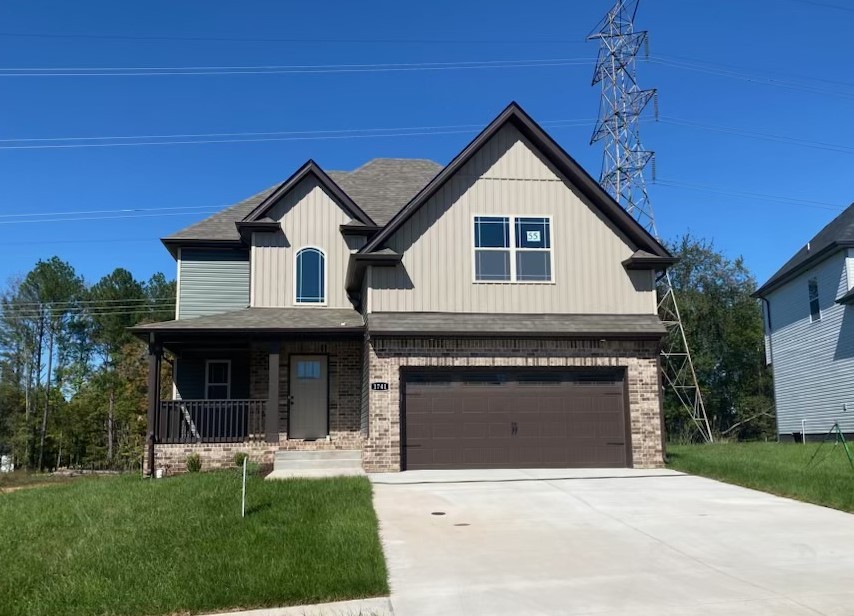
left=403, top=370, right=629, bottom=470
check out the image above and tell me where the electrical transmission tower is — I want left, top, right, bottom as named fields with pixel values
left=588, top=0, right=713, bottom=442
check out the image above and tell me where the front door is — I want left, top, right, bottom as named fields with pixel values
left=289, top=355, right=328, bottom=439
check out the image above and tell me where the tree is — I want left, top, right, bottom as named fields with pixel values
left=0, top=258, right=175, bottom=471
left=663, top=234, right=774, bottom=441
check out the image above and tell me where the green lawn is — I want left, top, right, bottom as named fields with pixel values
left=667, top=441, right=854, bottom=512
left=0, top=471, right=388, bottom=616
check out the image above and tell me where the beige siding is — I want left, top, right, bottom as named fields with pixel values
left=251, top=176, right=353, bottom=308
left=370, top=124, right=656, bottom=314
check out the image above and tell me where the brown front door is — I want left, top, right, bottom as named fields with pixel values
left=289, top=355, right=328, bottom=439
left=403, top=370, right=629, bottom=470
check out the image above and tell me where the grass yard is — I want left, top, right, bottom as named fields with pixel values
left=667, top=441, right=854, bottom=512
left=0, top=471, right=388, bottom=616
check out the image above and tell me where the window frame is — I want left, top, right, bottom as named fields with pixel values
left=808, top=278, right=821, bottom=323
left=204, top=359, right=231, bottom=400
left=293, top=246, right=328, bottom=306
left=471, top=214, right=554, bottom=284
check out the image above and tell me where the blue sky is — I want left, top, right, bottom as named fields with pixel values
left=1, top=0, right=852, bottom=288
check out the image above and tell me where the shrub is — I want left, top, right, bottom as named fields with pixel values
left=233, top=452, right=249, bottom=468
left=186, top=453, right=202, bottom=473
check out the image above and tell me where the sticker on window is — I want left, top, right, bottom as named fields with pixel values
left=526, top=230, right=541, bottom=243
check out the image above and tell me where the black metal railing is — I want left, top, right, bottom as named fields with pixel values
left=157, top=399, right=266, bottom=444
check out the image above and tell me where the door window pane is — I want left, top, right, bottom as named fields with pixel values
left=297, top=360, right=321, bottom=379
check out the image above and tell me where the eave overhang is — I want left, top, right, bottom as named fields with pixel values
left=753, top=241, right=854, bottom=298
left=345, top=251, right=403, bottom=294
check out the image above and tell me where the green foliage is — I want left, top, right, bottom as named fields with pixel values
left=233, top=452, right=249, bottom=468
left=663, top=235, right=775, bottom=441
left=0, top=473, right=388, bottom=616
left=0, top=259, right=174, bottom=471
left=668, top=442, right=854, bottom=512
left=186, top=453, right=202, bottom=473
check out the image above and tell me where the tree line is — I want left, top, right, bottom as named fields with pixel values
left=0, top=235, right=775, bottom=472
left=0, top=258, right=175, bottom=471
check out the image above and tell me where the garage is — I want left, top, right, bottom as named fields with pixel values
left=402, top=369, right=630, bottom=470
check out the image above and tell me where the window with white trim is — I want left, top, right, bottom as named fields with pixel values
left=473, top=216, right=552, bottom=282
left=205, top=360, right=231, bottom=400
left=295, top=247, right=326, bottom=304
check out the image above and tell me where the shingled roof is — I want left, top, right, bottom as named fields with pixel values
left=162, top=158, right=441, bottom=249
left=328, top=158, right=441, bottom=225
left=755, top=201, right=854, bottom=297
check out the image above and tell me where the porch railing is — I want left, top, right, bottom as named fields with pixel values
left=157, top=399, right=266, bottom=444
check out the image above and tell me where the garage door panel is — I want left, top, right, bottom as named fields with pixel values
left=404, top=370, right=628, bottom=470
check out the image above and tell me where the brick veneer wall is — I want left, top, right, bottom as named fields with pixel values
left=363, top=337, right=665, bottom=472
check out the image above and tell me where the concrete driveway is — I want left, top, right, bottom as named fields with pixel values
left=370, top=469, right=854, bottom=616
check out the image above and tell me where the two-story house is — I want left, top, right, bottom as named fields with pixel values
left=132, top=102, right=675, bottom=474
left=754, top=203, right=854, bottom=442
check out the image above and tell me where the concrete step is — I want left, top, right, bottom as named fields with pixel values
left=274, top=458, right=363, bottom=471
left=265, top=468, right=365, bottom=480
left=274, top=450, right=362, bottom=462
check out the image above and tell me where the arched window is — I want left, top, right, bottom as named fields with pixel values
left=295, top=247, right=326, bottom=304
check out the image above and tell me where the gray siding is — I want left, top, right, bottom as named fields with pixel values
left=367, top=124, right=656, bottom=315
left=178, top=249, right=250, bottom=319
left=767, top=249, right=854, bottom=435
left=251, top=175, right=354, bottom=308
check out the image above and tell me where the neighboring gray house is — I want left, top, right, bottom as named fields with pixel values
left=755, top=204, right=854, bottom=441
left=132, top=102, right=676, bottom=473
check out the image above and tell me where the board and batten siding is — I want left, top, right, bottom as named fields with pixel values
left=251, top=175, right=354, bottom=308
left=367, top=123, right=656, bottom=314
left=766, top=249, right=854, bottom=436
left=177, top=249, right=250, bottom=319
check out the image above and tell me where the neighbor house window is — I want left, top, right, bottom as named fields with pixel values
left=295, top=247, right=326, bottom=304
left=205, top=360, right=231, bottom=400
left=473, top=215, right=552, bottom=282
left=809, top=279, right=821, bottom=322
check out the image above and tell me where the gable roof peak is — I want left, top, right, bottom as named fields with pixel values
left=359, top=100, right=671, bottom=259
left=242, top=159, right=375, bottom=226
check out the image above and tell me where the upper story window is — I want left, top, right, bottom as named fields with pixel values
left=808, top=278, right=820, bottom=322
left=205, top=360, right=231, bottom=400
left=473, top=216, right=552, bottom=283
left=295, top=247, right=326, bottom=304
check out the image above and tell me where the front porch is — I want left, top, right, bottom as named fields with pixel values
left=141, top=327, right=366, bottom=473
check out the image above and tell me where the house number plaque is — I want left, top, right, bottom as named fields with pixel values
left=371, top=382, right=389, bottom=391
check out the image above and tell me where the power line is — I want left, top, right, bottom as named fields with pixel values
left=0, top=57, right=594, bottom=78
left=651, top=55, right=854, bottom=101
left=787, top=0, right=854, bottom=12
left=0, top=31, right=586, bottom=45
left=654, top=179, right=846, bottom=211
left=659, top=116, right=854, bottom=155
left=0, top=205, right=222, bottom=218
left=6, top=296, right=175, bottom=307
left=0, top=119, right=595, bottom=151
left=0, top=210, right=221, bottom=224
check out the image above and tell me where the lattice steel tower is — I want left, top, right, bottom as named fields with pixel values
left=589, top=0, right=713, bottom=442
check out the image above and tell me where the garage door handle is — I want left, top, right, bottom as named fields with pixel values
left=607, top=442, right=624, bottom=446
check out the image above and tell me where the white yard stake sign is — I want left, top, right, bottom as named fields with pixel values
left=241, top=457, right=247, bottom=518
